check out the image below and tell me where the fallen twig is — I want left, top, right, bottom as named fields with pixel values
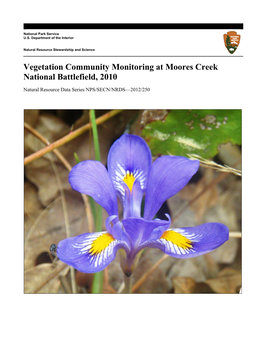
left=24, top=110, right=123, bottom=165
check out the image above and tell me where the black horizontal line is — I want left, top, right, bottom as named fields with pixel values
left=23, top=55, right=243, bottom=58
left=24, top=23, right=243, bottom=30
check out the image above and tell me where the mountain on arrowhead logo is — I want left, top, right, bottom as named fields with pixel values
left=224, top=31, right=241, bottom=54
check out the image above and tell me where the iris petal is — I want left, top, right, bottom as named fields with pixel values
left=57, top=232, right=126, bottom=273
left=107, top=134, right=152, bottom=203
left=141, top=222, right=229, bottom=259
left=144, top=156, right=199, bottom=220
left=122, top=180, right=144, bottom=218
left=105, top=216, right=131, bottom=251
left=122, top=216, right=171, bottom=250
left=69, top=160, right=118, bottom=216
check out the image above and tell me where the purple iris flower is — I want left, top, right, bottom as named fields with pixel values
left=56, top=134, right=229, bottom=276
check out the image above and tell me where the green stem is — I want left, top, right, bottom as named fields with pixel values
left=91, top=270, right=104, bottom=293
left=90, top=110, right=103, bottom=233
left=89, top=110, right=101, bottom=161
left=90, top=110, right=104, bottom=294
left=124, top=275, right=133, bottom=294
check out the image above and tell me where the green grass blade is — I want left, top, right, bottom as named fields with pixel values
left=90, top=110, right=101, bottom=161
left=90, top=110, right=104, bottom=293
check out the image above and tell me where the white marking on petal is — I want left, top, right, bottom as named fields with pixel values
left=175, top=229, right=203, bottom=243
left=113, top=162, right=147, bottom=198
left=159, top=228, right=202, bottom=255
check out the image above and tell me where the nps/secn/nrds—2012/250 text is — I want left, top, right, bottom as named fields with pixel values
left=23, top=87, right=151, bottom=92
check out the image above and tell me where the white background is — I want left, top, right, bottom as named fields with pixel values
left=1, top=1, right=264, bottom=340
left=22, top=27, right=244, bottom=109
left=23, top=29, right=244, bottom=56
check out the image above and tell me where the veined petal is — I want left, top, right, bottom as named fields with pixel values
left=122, top=216, right=171, bottom=250
left=105, top=215, right=120, bottom=235
left=141, top=222, right=229, bottom=258
left=105, top=216, right=131, bottom=251
left=144, top=156, right=199, bottom=220
left=69, top=160, right=118, bottom=216
left=107, top=134, right=151, bottom=212
left=57, top=232, right=126, bottom=273
left=149, top=214, right=172, bottom=240
left=123, top=180, right=144, bottom=218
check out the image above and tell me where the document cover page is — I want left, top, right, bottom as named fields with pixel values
left=4, top=6, right=261, bottom=339
left=23, top=23, right=243, bottom=294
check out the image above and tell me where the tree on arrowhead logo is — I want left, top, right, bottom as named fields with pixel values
left=224, top=31, right=241, bottom=54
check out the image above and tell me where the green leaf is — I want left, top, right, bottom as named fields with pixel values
left=141, top=110, right=241, bottom=158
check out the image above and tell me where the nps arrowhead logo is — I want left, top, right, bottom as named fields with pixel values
left=224, top=31, right=241, bottom=54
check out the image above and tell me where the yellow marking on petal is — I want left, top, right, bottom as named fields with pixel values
left=90, top=233, right=115, bottom=255
left=123, top=172, right=135, bottom=192
left=161, top=230, right=193, bottom=249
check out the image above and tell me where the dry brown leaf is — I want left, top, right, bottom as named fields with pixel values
left=24, top=181, right=44, bottom=218
left=205, top=267, right=241, bottom=293
left=24, top=110, right=40, bottom=127
left=177, top=168, right=218, bottom=224
left=24, top=190, right=88, bottom=270
left=24, top=261, right=68, bottom=293
left=133, top=259, right=169, bottom=293
left=204, top=180, right=241, bottom=264
left=24, top=113, right=70, bottom=158
left=218, top=143, right=241, bottom=170
left=172, top=277, right=196, bottom=293
left=168, top=256, right=217, bottom=283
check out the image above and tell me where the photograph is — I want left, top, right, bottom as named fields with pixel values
left=24, top=109, right=242, bottom=294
